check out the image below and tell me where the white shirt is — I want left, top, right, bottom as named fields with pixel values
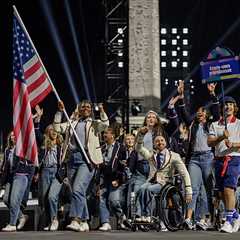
left=209, top=117, right=240, bottom=157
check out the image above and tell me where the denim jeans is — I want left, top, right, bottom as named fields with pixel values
left=39, top=166, right=63, bottom=222
left=99, top=183, right=126, bottom=224
left=4, top=164, right=34, bottom=225
left=47, top=176, right=62, bottom=220
left=187, top=151, right=214, bottom=216
left=68, top=152, right=94, bottom=220
left=39, top=167, right=58, bottom=209
left=23, top=166, right=35, bottom=205
left=136, top=182, right=162, bottom=217
left=3, top=182, right=12, bottom=208
left=127, top=171, right=148, bottom=197
left=194, top=183, right=208, bottom=221
left=126, top=172, right=147, bottom=216
left=9, top=173, right=32, bottom=225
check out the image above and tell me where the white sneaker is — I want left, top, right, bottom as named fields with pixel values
left=118, top=214, right=128, bottom=229
left=79, top=222, right=89, bottom=232
left=220, top=221, right=233, bottom=233
left=196, top=220, right=208, bottom=231
left=50, top=219, right=59, bottom=231
left=2, top=224, right=17, bottom=232
left=160, top=221, right=168, bottom=232
left=232, top=217, right=240, bottom=233
left=43, top=226, right=49, bottom=231
left=66, top=220, right=81, bottom=232
left=184, top=218, right=194, bottom=230
left=119, top=223, right=127, bottom=229
left=17, top=214, right=29, bottom=230
left=99, top=222, right=111, bottom=231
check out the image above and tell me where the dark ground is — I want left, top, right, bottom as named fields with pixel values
left=0, top=230, right=240, bottom=240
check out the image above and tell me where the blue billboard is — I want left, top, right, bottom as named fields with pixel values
left=201, top=56, right=240, bottom=83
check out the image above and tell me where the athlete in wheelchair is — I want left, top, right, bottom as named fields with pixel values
left=130, top=127, right=192, bottom=231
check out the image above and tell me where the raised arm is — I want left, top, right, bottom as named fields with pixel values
left=33, top=105, right=44, bottom=146
left=207, top=83, right=220, bottom=121
left=92, top=103, right=109, bottom=133
left=53, top=101, right=71, bottom=133
left=135, top=127, right=152, bottom=160
left=166, top=95, right=180, bottom=136
left=177, top=80, right=192, bottom=127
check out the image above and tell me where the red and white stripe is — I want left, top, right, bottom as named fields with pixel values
left=13, top=55, right=52, bottom=165
left=13, top=78, right=38, bottom=165
left=23, top=55, right=52, bottom=107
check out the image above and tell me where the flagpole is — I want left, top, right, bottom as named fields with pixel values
left=13, top=5, right=92, bottom=166
left=220, top=81, right=228, bottom=130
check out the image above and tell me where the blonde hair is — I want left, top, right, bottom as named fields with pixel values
left=44, top=130, right=63, bottom=150
left=124, top=133, right=135, bottom=143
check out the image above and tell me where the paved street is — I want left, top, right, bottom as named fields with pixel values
left=0, top=230, right=240, bottom=240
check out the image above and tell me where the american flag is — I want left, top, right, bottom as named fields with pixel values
left=13, top=14, right=52, bottom=164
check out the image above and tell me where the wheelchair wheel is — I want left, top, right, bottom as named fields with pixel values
left=131, top=224, right=137, bottom=232
left=139, top=224, right=150, bottom=232
left=158, top=184, right=185, bottom=231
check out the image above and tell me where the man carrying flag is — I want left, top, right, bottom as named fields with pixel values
left=2, top=9, right=52, bottom=232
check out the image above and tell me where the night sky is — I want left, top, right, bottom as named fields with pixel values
left=1, top=0, right=240, bottom=146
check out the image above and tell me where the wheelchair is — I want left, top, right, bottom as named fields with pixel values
left=129, top=175, right=185, bottom=232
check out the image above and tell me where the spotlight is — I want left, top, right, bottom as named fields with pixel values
left=118, top=39, right=123, bottom=45
left=161, top=62, right=167, bottom=68
left=183, top=39, right=188, bottom=45
left=117, top=28, right=123, bottom=34
left=183, top=28, right=188, bottom=34
left=161, top=39, right=166, bottom=45
left=172, top=39, right=177, bottom=45
left=118, top=62, right=124, bottom=68
left=172, top=50, right=177, bottom=56
left=131, top=101, right=142, bottom=116
left=183, top=62, right=188, bottom=67
left=118, top=51, right=123, bottom=57
left=161, top=28, right=167, bottom=34
left=41, top=0, right=80, bottom=103
left=171, top=28, right=177, bottom=34
left=171, top=61, right=177, bottom=68
left=161, top=50, right=166, bottom=56
left=183, top=50, right=188, bottom=56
